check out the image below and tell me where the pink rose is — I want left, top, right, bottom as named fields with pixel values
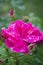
left=2, top=19, right=43, bottom=53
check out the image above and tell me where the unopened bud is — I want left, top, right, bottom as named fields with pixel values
left=0, top=60, right=3, bottom=63
left=9, top=10, right=15, bottom=21
left=28, top=43, right=35, bottom=50
left=9, top=10, right=14, bottom=17
left=23, top=16, right=29, bottom=22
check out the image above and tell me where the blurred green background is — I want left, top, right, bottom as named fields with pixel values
left=0, top=0, right=43, bottom=65
left=0, top=0, right=43, bottom=30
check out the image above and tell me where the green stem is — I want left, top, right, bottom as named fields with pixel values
left=15, top=60, right=19, bottom=65
left=15, top=53, right=19, bottom=65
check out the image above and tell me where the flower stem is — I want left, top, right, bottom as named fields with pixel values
left=15, top=60, right=19, bottom=65
left=14, top=53, right=19, bottom=65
